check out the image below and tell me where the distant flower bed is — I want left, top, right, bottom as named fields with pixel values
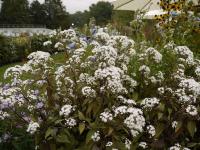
left=0, top=28, right=200, bottom=150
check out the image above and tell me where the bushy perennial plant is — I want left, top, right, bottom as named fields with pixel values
left=0, top=28, right=200, bottom=150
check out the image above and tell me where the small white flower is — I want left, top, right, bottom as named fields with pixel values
left=91, top=131, right=100, bottom=142
left=158, top=87, right=165, bottom=95
left=59, top=104, right=75, bottom=117
left=27, top=121, right=40, bottom=134
left=139, top=142, right=148, bottom=149
left=139, top=65, right=150, bottom=76
left=195, top=66, right=200, bottom=77
left=65, top=118, right=76, bottom=128
left=147, top=125, right=156, bottom=137
left=141, top=98, right=160, bottom=109
left=124, top=109, right=145, bottom=132
left=0, top=111, right=10, bottom=120
left=186, top=105, right=198, bottom=116
left=145, top=47, right=162, bottom=63
left=106, top=141, right=113, bottom=147
left=169, top=143, right=181, bottom=150
left=43, top=41, right=52, bottom=46
left=125, top=138, right=131, bottom=150
left=54, top=42, right=64, bottom=49
left=172, top=121, right=178, bottom=129
left=82, top=86, right=96, bottom=98
left=131, top=130, right=139, bottom=137
left=100, top=111, right=113, bottom=123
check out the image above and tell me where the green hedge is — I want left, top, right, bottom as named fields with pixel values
left=0, top=34, right=50, bottom=66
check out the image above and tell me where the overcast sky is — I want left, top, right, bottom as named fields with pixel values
left=29, top=0, right=115, bottom=14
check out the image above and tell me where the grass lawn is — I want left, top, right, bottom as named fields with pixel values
left=0, top=52, right=66, bottom=83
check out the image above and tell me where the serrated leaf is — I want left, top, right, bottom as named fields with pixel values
left=79, top=123, right=85, bottom=134
left=187, top=121, right=196, bottom=137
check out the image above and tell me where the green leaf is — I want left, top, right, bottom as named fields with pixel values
left=159, top=103, right=165, bottom=111
left=175, top=121, right=182, bottom=133
left=86, top=130, right=95, bottom=144
left=107, top=127, right=114, bottom=137
left=155, top=123, right=165, bottom=138
left=79, top=123, right=85, bottom=135
left=187, top=121, right=196, bottom=137
left=56, top=133, right=70, bottom=143
left=45, top=128, right=56, bottom=139
left=132, top=92, right=138, bottom=101
left=157, top=112, right=163, bottom=120
left=78, top=111, right=85, bottom=120
left=188, top=143, right=198, bottom=148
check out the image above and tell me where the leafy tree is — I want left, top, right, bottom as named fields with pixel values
left=30, top=0, right=47, bottom=25
left=44, top=0, right=70, bottom=29
left=0, top=0, right=30, bottom=24
left=112, top=10, right=135, bottom=26
left=69, top=11, right=90, bottom=27
left=89, top=1, right=113, bottom=25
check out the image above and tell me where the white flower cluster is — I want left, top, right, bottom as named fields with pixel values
left=141, top=97, right=160, bottom=109
left=54, top=42, right=64, bottom=49
left=108, top=36, right=135, bottom=50
left=94, top=46, right=117, bottom=63
left=125, top=138, right=131, bottom=150
left=60, top=29, right=77, bottom=40
left=146, top=125, right=156, bottom=137
left=138, top=142, right=148, bottom=149
left=0, top=111, right=9, bottom=120
left=100, top=110, right=113, bottom=123
left=145, top=47, right=162, bottom=63
left=124, top=108, right=146, bottom=136
left=27, top=121, right=40, bottom=134
left=195, top=66, right=200, bottom=77
left=78, top=73, right=96, bottom=85
left=65, top=118, right=77, bottom=128
left=179, top=78, right=200, bottom=97
left=174, top=46, right=194, bottom=66
left=186, top=105, right=198, bottom=116
left=117, top=95, right=136, bottom=105
left=59, top=104, right=75, bottom=117
left=91, top=131, right=100, bottom=142
left=43, top=40, right=52, bottom=46
left=95, top=66, right=127, bottom=94
left=94, top=32, right=110, bottom=43
left=169, top=143, right=190, bottom=150
left=139, top=65, right=151, bottom=77
left=106, top=141, right=113, bottom=147
left=172, top=121, right=178, bottom=129
left=27, top=51, right=51, bottom=62
left=82, top=86, right=96, bottom=98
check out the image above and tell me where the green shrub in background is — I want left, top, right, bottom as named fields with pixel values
left=0, top=35, right=13, bottom=65
left=0, top=34, right=52, bottom=66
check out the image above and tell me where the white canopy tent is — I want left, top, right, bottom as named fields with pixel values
left=113, top=0, right=161, bottom=12
left=112, top=0, right=199, bottom=19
